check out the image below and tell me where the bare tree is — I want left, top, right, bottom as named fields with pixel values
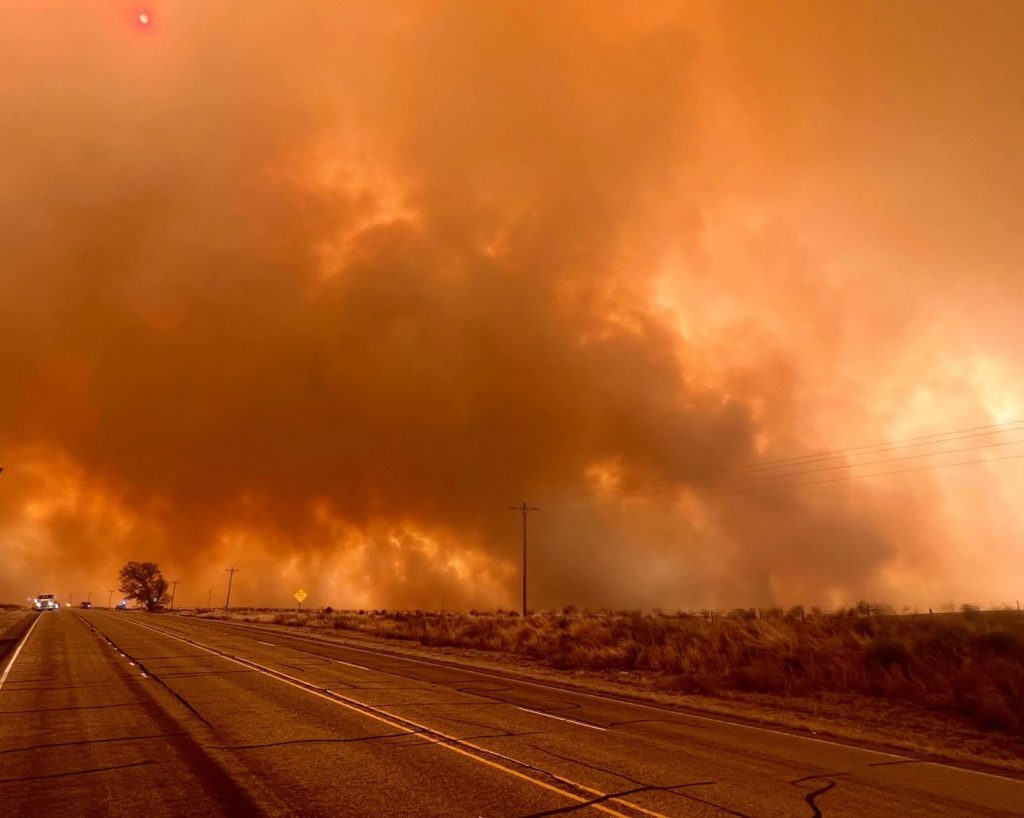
left=118, top=561, right=169, bottom=612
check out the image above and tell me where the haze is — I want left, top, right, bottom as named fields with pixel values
left=2, top=1, right=1023, bottom=610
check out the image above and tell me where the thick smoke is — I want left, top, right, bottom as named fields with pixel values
left=2, top=2, right=1023, bottom=609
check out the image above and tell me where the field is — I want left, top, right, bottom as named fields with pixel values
left=194, top=604, right=1024, bottom=755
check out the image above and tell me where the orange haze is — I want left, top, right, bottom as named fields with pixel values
left=2, top=2, right=1023, bottom=610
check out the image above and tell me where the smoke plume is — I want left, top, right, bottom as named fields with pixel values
left=2, top=2, right=1023, bottom=609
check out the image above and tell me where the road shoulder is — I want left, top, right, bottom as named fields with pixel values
left=183, top=612, right=1024, bottom=777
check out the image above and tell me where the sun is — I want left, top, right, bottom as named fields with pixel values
left=138, top=12, right=151, bottom=26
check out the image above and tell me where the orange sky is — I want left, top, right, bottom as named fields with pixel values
left=2, top=1, right=1023, bottom=610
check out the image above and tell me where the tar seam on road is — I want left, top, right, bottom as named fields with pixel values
left=524, top=743, right=752, bottom=818
left=0, top=613, right=41, bottom=691
left=0, top=760, right=155, bottom=784
left=791, top=774, right=843, bottom=818
left=0, top=732, right=187, bottom=756
left=76, top=616, right=214, bottom=728
left=123, top=616, right=671, bottom=818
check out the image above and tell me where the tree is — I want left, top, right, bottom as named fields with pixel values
left=118, top=561, right=169, bottom=611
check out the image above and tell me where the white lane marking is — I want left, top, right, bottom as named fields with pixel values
left=519, top=706, right=606, bottom=732
left=181, top=618, right=1024, bottom=787
left=211, top=623, right=917, bottom=762
left=255, top=640, right=275, bottom=647
left=920, top=762, right=1024, bottom=783
left=336, top=660, right=370, bottom=671
left=122, top=618, right=662, bottom=818
left=0, top=615, right=43, bottom=691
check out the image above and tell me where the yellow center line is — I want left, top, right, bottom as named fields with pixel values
left=121, top=616, right=673, bottom=818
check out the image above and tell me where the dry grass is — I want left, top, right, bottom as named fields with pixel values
left=198, top=605, right=1024, bottom=739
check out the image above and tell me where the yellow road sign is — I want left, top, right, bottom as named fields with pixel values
left=294, top=589, right=308, bottom=603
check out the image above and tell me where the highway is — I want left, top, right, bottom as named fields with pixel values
left=1, top=610, right=1022, bottom=817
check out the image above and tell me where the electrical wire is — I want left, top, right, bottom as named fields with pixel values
left=611, top=436, right=1024, bottom=498
left=705, top=449, right=1024, bottom=498
left=557, top=419, right=1024, bottom=502
left=587, top=419, right=1024, bottom=498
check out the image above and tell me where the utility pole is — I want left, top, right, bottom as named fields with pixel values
left=224, top=567, right=238, bottom=610
left=169, top=580, right=179, bottom=611
left=508, top=501, right=539, bottom=617
left=108, top=590, right=114, bottom=609
left=207, top=589, right=212, bottom=609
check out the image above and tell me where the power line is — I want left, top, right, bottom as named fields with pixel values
left=698, top=421, right=1024, bottom=478
left=710, top=418, right=1024, bottom=473
left=610, top=435, right=1024, bottom=499
left=585, top=419, right=1024, bottom=499
left=557, top=419, right=1022, bottom=503
left=706, top=449, right=1024, bottom=498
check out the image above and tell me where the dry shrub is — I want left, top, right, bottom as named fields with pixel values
left=864, top=636, right=911, bottom=668
left=978, top=629, right=1024, bottom=658
left=973, top=697, right=1019, bottom=731
left=732, top=659, right=788, bottom=693
left=254, top=607, right=1024, bottom=733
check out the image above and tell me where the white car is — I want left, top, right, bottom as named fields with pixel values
left=33, top=594, right=60, bottom=611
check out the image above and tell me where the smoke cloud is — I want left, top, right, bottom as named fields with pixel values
left=2, top=1, right=1023, bottom=610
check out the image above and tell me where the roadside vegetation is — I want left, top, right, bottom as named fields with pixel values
left=197, top=604, right=1024, bottom=739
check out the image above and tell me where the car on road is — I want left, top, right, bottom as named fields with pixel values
left=80, top=601, right=92, bottom=609
left=33, top=594, right=60, bottom=611
left=116, top=600, right=128, bottom=610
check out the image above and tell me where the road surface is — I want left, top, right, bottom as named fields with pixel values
left=1, top=610, right=1021, bottom=817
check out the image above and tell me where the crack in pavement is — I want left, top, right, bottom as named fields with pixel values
left=0, top=760, right=154, bottom=783
left=527, top=743, right=751, bottom=818
left=868, top=759, right=922, bottom=768
left=791, top=774, right=848, bottom=818
left=456, top=682, right=517, bottom=697
left=210, top=730, right=421, bottom=750
left=394, top=730, right=548, bottom=751
left=515, top=780, right=723, bottom=818
left=342, top=682, right=432, bottom=690
left=83, top=618, right=214, bottom=728
left=0, top=732, right=186, bottom=755
left=0, top=702, right=144, bottom=715
left=399, top=710, right=551, bottom=740
left=146, top=668, right=256, bottom=679
left=0, top=681, right=141, bottom=692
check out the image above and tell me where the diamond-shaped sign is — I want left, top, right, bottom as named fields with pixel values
left=294, top=588, right=308, bottom=603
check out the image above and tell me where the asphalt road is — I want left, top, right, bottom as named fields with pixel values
left=2, top=611, right=1022, bottom=817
